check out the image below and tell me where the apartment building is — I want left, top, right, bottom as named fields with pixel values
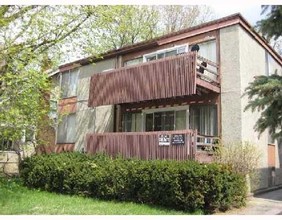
left=47, top=13, right=282, bottom=191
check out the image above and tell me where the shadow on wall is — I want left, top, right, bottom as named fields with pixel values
left=94, top=106, right=114, bottom=133
left=251, top=167, right=282, bottom=194
left=76, top=105, right=114, bottom=152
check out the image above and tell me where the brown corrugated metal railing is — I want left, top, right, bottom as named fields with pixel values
left=86, top=130, right=197, bottom=160
left=88, top=52, right=197, bottom=107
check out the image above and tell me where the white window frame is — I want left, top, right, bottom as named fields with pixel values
left=143, top=44, right=189, bottom=63
left=60, top=68, right=80, bottom=98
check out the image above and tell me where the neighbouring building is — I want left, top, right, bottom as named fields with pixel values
left=45, top=13, right=282, bottom=191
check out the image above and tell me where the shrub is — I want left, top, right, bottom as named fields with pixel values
left=213, top=141, right=262, bottom=176
left=19, top=152, right=247, bottom=214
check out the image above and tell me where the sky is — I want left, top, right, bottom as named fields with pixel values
left=4, top=0, right=281, bottom=26
left=209, top=4, right=263, bottom=25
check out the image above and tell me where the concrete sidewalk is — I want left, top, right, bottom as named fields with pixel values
left=218, top=188, right=282, bottom=215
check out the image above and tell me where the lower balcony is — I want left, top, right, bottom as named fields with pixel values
left=86, top=130, right=219, bottom=162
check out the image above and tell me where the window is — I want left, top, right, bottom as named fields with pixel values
left=121, top=105, right=217, bottom=134
left=153, top=111, right=174, bottom=131
left=268, top=129, right=275, bottom=144
left=143, top=44, right=188, bottom=62
left=122, top=112, right=142, bottom=132
left=265, top=51, right=280, bottom=76
left=124, top=57, right=143, bottom=67
left=49, top=99, right=58, bottom=120
left=194, top=40, right=216, bottom=63
left=144, top=109, right=187, bottom=132
left=57, top=113, right=76, bottom=143
left=189, top=105, right=217, bottom=136
left=61, top=68, right=79, bottom=98
left=0, top=138, right=13, bottom=151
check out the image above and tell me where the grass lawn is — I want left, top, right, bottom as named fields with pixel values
left=0, top=177, right=199, bottom=215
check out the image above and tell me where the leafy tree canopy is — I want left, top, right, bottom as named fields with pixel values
left=0, top=5, right=215, bottom=148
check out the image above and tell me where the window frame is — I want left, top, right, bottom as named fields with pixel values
left=143, top=44, right=189, bottom=63
left=57, top=113, right=76, bottom=144
left=60, top=68, right=79, bottom=99
left=142, top=105, right=190, bottom=132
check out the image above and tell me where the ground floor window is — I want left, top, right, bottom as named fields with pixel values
left=145, top=110, right=186, bottom=131
left=121, top=105, right=217, bottom=135
left=189, top=105, right=217, bottom=136
left=0, top=138, right=13, bottom=151
left=122, top=112, right=142, bottom=132
left=57, top=113, right=76, bottom=143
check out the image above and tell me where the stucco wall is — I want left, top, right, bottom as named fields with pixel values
left=75, top=58, right=116, bottom=151
left=220, top=25, right=242, bottom=143
left=238, top=27, right=269, bottom=189
left=220, top=24, right=282, bottom=190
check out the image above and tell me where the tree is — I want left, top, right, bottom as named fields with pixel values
left=156, top=5, right=215, bottom=34
left=0, top=6, right=95, bottom=150
left=256, top=5, right=282, bottom=40
left=244, top=5, right=282, bottom=139
left=78, top=5, right=159, bottom=54
left=77, top=5, right=215, bottom=56
left=244, top=75, right=282, bottom=139
left=0, top=5, right=217, bottom=151
left=256, top=5, right=282, bottom=56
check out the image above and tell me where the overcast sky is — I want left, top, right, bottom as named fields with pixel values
left=210, top=4, right=264, bottom=25
left=3, top=0, right=278, bottom=26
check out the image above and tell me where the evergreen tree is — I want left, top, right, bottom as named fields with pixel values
left=244, top=75, right=282, bottom=139
left=256, top=5, right=282, bottom=40
left=244, top=5, right=282, bottom=139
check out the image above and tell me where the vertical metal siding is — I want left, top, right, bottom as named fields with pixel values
left=86, top=130, right=196, bottom=160
left=88, top=52, right=197, bottom=107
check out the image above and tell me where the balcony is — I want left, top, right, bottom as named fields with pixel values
left=88, top=52, right=220, bottom=107
left=86, top=130, right=219, bottom=161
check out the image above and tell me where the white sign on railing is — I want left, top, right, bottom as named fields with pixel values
left=158, top=134, right=170, bottom=146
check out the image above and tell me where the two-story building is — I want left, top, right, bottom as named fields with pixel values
left=45, top=13, right=282, bottom=191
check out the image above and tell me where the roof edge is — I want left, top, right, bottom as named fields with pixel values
left=58, top=13, right=281, bottom=71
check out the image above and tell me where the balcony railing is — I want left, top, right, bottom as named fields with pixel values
left=88, top=52, right=220, bottom=107
left=86, top=130, right=196, bottom=160
left=86, top=130, right=219, bottom=161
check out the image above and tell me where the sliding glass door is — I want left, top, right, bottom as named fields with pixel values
left=121, top=105, right=217, bottom=136
left=189, top=105, right=217, bottom=136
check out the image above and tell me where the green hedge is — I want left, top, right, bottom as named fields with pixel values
left=19, top=152, right=247, bottom=213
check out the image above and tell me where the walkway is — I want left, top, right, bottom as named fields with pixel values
left=221, top=188, right=282, bottom=215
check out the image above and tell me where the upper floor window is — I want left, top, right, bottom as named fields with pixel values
left=190, top=40, right=216, bottom=63
left=124, top=57, right=143, bottom=67
left=143, top=44, right=188, bottom=62
left=61, top=68, right=79, bottom=98
left=265, top=51, right=281, bottom=76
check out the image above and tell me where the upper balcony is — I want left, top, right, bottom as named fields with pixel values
left=88, top=52, right=220, bottom=107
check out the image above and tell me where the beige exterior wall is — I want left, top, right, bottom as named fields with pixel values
left=238, top=27, right=269, bottom=189
left=220, top=25, right=242, bottom=143
left=220, top=24, right=282, bottom=190
left=75, top=58, right=116, bottom=151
